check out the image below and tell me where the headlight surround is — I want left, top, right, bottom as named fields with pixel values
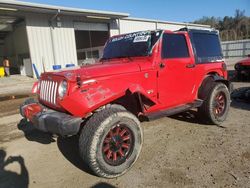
left=58, top=80, right=68, bottom=99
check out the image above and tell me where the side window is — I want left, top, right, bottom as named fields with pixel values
left=192, top=33, right=222, bottom=63
left=162, top=33, right=189, bottom=58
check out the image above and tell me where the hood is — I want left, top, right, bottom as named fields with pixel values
left=46, top=60, right=141, bottom=81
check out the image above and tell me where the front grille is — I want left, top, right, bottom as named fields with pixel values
left=40, top=80, right=58, bottom=105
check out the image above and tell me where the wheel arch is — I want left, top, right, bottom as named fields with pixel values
left=198, top=72, right=232, bottom=99
left=112, top=90, right=156, bottom=116
left=209, top=72, right=230, bottom=88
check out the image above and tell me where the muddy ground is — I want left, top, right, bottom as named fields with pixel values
left=0, top=82, right=249, bottom=188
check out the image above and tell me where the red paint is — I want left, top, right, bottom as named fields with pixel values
left=236, top=57, right=250, bottom=66
left=214, top=92, right=226, bottom=117
left=31, top=81, right=39, bottom=94
left=102, top=125, right=133, bottom=165
left=34, top=30, right=227, bottom=118
left=23, top=103, right=42, bottom=122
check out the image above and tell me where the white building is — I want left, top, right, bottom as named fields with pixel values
left=0, top=0, right=210, bottom=77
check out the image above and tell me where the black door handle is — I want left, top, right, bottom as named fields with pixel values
left=159, top=62, right=165, bottom=69
left=186, top=64, right=195, bottom=68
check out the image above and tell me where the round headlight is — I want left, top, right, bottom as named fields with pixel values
left=58, top=80, right=68, bottom=99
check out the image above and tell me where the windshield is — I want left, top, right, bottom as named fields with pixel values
left=102, top=30, right=162, bottom=59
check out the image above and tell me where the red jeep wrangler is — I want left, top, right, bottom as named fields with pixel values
left=20, top=28, right=232, bottom=178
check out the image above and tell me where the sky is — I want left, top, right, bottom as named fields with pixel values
left=22, top=0, right=249, bottom=22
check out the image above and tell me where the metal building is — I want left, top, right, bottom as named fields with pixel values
left=0, top=0, right=210, bottom=78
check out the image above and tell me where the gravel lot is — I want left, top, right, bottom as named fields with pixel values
left=0, top=81, right=249, bottom=188
left=0, top=75, right=35, bottom=96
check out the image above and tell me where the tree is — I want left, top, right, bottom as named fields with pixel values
left=193, top=10, right=250, bottom=41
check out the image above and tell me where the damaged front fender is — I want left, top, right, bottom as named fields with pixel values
left=59, top=79, right=157, bottom=117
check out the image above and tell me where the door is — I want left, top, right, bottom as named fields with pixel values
left=157, top=32, right=196, bottom=108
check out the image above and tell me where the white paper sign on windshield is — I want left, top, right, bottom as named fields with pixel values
left=133, top=35, right=150, bottom=43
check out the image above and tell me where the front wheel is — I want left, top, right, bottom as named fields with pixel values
left=79, top=108, right=143, bottom=178
left=198, top=83, right=230, bottom=125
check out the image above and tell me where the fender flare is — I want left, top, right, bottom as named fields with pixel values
left=198, top=74, right=233, bottom=100
left=210, top=74, right=233, bottom=93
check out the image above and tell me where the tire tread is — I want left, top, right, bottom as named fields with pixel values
left=79, top=107, right=142, bottom=178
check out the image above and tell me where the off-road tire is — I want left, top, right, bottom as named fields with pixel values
left=198, top=82, right=230, bottom=125
left=79, top=107, right=143, bottom=178
left=107, top=104, right=126, bottom=111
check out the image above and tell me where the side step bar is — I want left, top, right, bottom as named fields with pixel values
left=146, top=99, right=203, bottom=121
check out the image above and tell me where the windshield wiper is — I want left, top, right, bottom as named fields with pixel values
left=100, top=57, right=111, bottom=62
left=100, top=56, right=133, bottom=62
left=116, top=56, right=133, bottom=61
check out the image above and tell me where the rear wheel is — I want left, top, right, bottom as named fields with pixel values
left=79, top=107, right=143, bottom=178
left=198, top=83, right=230, bottom=125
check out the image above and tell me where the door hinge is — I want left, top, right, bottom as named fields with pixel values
left=157, top=92, right=159, bottom=99
left=156, top=71, right=159, bottom=77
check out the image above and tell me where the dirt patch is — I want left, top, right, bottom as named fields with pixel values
left=0, top=95, right=36, bottom=118
left=0, top=94, right=30, bottom=102
left=242, top=152, right=250, bottom=161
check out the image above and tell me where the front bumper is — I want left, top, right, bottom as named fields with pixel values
left=20, top=99, right=82, bottom=136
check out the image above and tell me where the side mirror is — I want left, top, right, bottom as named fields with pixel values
left=248, top=54, right=250, bottom=58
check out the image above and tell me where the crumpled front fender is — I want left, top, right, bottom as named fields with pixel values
left=60, top=79, right=155, bottom=117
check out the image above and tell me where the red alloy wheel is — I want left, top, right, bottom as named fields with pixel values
left=102, top=124, right=134, bottom=166
left=213, top=92, right=226, bottom=117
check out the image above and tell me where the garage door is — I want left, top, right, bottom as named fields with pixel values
left=74, top=22, right=109, bottom=31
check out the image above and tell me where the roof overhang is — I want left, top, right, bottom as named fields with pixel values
left=0, top=0, right=129, bottom=19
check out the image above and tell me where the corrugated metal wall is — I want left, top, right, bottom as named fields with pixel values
left=117, top=18, right=211, bottom=35
left=157, top=23, right=182, bottom=31
left=119, top=19, right=156, bottom=34
left=25, top=14, right=77, bottom=76
left=110, top=19, right=120, bottom=36
left=52, top=17, right=77, bottom=67
left=221, top=39, right=250, bottom=58
left=156, top=23, right=208, bottom=31
left=26, top=14, right=55, bottom=75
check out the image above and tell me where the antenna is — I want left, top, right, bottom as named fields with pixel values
left=42, top=57, right=46, bottom=73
